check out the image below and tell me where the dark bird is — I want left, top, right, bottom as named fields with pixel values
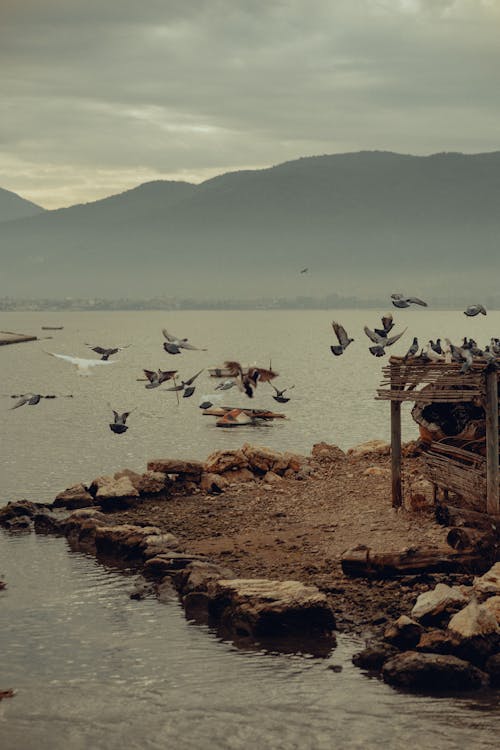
left=464, top=304, right=487, bottom=317
left=391, top=294, right=428, bottom=309
left=223, top=361, right=278, bottom=398
left=162, top=329, right=207, bottom=354
left=8, top=393, right=72, bottom=409
left=85, top=344, right=130, bottom=360
left=270, top=384, right=295, bottom=403
left=330, top=321, right=354, bottom=356
left=166, top=369, right=204, bottom=398
left=404, top=337, right=419, bottom=360
left=300, top=267, right=309, bottom=274
left=374, top=313, right=395, bottom=338
left=430, top=339, right=443, bottom=355
left=109, top=406, right=133, bottom=434
left=143, top=368, right=178, bottom=389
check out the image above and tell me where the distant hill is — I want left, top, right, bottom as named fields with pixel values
left=0, top=187, right=45, bottom=222
left=1, top=151, right=500, bottom=301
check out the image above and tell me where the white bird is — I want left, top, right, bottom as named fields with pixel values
left=45, top=352, right=115, bottom=375
left=162, top=329, right=207, bottom=353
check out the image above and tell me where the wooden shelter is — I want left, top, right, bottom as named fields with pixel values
left=377, top=357, right=499, bottom=515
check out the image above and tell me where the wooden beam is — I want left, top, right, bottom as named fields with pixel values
left=391, top=399, right=402, bottom=509
left=485, top=369, right=499, bottom=515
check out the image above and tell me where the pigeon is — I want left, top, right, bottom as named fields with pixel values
left=300, top=268, right=309, bottom=274
left=162, top=329, right=207, bottom=354
left=85, top=344, right=130, bottom=360
left=464, top=304, right=487, bottom=317
left=330, top=322, right=354, bottom=356
left=45, top=352, right=115, bottom=374
left=404, top=337, right=419, bottom=360
left=8, top=393, right=72, bottom=409
left=374, top=313, right=395, bottom=338
left=143, top=369, right=178, bottom=389
left=109, top=406, right=133, bottom=434
left=364, top=325, right=407, bottom=356
left=270, top=384, right=295, bottom=404
left=430, top=339, right=443, bottom=355
left=425, top=343, right=445, bottom=362
left=460, top=348, right=474, bottom=374
left=445, top=339, right=464, bottom=364
left=223, top=361, right=279, bottom=398
left=391, top=294, right=428, bottom=309
left=214, top=379, right=238, bottom=391
left=165, top=369, right=204, bottom=398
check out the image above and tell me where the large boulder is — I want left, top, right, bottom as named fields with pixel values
left=473, top=563, right=500, bottom=599
left=411, top=583, right=471, bottom=624
left=347, top=440, right=390, bottom=458
left=448, top=598, right=500, bottom=639
left=224, top=467, right=255, bottom=485
left=147, top=458, right=204, bottom=481
left=241, top=444, right=292, bottom=475
left=382, top=651, right=487, bottom=691
left=114, top=469, right=169, bottom=496
left=384, top=615, right=423, bottom=650
left=204, top=449, right=248, bottom=474
left=199, top=472, right=229, bottom=493
left=53, top=483, right=95, bottom=510
left=0, top=500, right=41, bottom=526
left=93, top=524, right=163, bottom=558
left=175, top=561, right=235, bottom=596
left=206, top=578, right=336, bottom=639
left=311, top=442, right=345, bottom=462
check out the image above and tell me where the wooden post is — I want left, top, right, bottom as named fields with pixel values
left=485, top=370, right=499, bottom=515
left=390, top=364, right=402, bottom=508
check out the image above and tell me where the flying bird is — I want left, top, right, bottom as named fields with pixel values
left=464, top=304, right=487, bottom=317
left=374, top=313, right=395, bottom=338
left=300, top=267, right=309, bottom=274
left=165, top=369, right=204, bottom=398
left=45, top=352, right=115, bottom=374
left=364, top=325, right=407, bottom=357
left=109, top=406, right=133, bottom=434
left=214, top=379, right=238, bottom=391
left=85, top=344, right=130, bottom=360
left=330, top=321, right=354, bottom=356
left=8, top=393, right=73, bottom=409
left=270, top=384, right=295, bottom=404
left=143, top=369, right=178, bottom=389
left=391, top=294, right=428, bottom=309
left=162, top=329, right=207, bottom=354
left=223, top=361, right=278, bottom=398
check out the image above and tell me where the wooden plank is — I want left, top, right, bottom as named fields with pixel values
left=341, top=545, right=489, bottom=578
left=485, top=369, right=499, bottom=515
left=390, top=365, right=402, bottom=509
left=0, top=331, right=37, bottom=346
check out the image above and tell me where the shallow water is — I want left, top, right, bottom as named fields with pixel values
left=1, top=310, right=500, bottom=748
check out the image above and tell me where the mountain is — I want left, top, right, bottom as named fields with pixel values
left=0, top=187, right=45, bottom=222
left=1, top=151, right=500, bottom=301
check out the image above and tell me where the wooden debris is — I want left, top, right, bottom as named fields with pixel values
left=341, top=545, right=488, bottom=578
left=0, top=330, right=37, bottom=346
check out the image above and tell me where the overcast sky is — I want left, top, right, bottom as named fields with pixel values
left=1, top=0, right=499, bottom=208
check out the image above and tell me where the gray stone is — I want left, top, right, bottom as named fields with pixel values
left=382, top=651, right=487, bottom=691
left=473, top=563, right=500, bottom=599
left=384, top=615, right=423, bottom=650
left=53, top=483, right=95, bottom=509
left=411, top=583, right=470, bottom=623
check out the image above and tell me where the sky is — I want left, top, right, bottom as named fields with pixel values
left=1, top=0, right=500, bottom=209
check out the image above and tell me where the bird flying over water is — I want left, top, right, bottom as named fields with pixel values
left=223, top=361, right=278, bottom=398
left=45, top=352, right=115, bottom=374
left=330, top=321, right=354, bottom=356
left=166, top=369, right=204, bottom=398
left=270, top=384, right=295, bottom=403
left=214, top=379, right=238, bottom=391
left=109, top=406, right=133, bottom=434
left=85, top=344, right=130, bottom=360
left=464, top=304, right=487, bottom=317
left=300, top=267, right=309, bottom=274
left=162, top=329, right=207, bottom=354
left=8, top=393, right=73, bottom=409
left=143, top=369, right=178, bottom=389
left=391, top=294, right=428, bottom=309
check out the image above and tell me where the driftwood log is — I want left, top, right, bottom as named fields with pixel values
left=341, top=545, right=489, bottom=578
left=446, top=526, right=498, bottom=554
left=435, top=503, right=500, bottom=531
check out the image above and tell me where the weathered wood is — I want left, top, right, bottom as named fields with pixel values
left=435, top=503, right=499, bottom=530
left=446, top=526, right=497, bottom=553
left=0, top=331, right=37, bottom=346
left=341, top=545, right=489, bottom=578
left=390, top=396, right=402, bottom=509
left=485, top=369, right=499, bottom=515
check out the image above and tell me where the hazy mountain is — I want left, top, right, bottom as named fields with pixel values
left=1, top=151, right=500, bottom=301
left=0, top=187, right=45, bottom=222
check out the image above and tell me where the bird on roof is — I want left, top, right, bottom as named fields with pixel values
left=404, top=337, right=419, bottom=360
left=430, top=339, right=443, bottom=355
left=391, top=294, right=428, bottom=309
left=330, top=321, right=354, bottom=356
left=464, top=304, right=487, bottom=317
left=425, top=343, right=445, bottom=362
left=162, top=329, right=207, bottom=354
left=143, top=368, right=178, bottom=389
left=45, top=352, right=115, bottom=374
left=165, top=369, right=204, bottom=398
left=109, top=406, right=133, bottom=434
left=85, top=344, right=130, bottom=360
left=223, top=361, right=278, bottom=398
left=270, top=384, right=295, bottom=403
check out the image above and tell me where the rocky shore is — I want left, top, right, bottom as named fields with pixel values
left=2, top=439, right=500, bottom=692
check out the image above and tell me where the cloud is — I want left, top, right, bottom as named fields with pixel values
left=1, top=0, right=500, bottom=207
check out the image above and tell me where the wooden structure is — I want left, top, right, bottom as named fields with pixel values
left=377, top=357, right=499, bottom=515
left=0, top=330, right=37, bottom=346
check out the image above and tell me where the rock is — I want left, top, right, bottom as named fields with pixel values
left=204, top=449, right=248, bottom=474
left=363, top=466, right=390, bottom=477
left=483, top=595, right=500, bottom=623
left=406, top=479, right=435, bottom=512
left=115, top=469, right=168, bottom=496
left=142, top=532, right=180, bottom=559
left=95, top=475, right=139, bottom=499
left=33, top=510, right=62, bottom=534
left=241, top=444, right=288, bottom=474
left=282, top=452, right=305, bottom=472
left=224, top=467, right=255, bottom=485
left=485, top=653, right=500, bottom=687
left=416, top=628, right=461, bottom=655
left=347, top=440, right=390, bottom=458
left=352, top=643, right=398, bottom=671
left=448, top=598, right=500, bottom=639
left=382, top=651, right=487, bottom=691
left=175, top=561, right=235, bottom=596
left=129, top=575, right=155, bottom=600
left=384, top=615, right=423, bottom=650
left=3, top=515, right=32, bottom=530
left=402, top=440, right=422, bottom=458
left=144, top=552, right=209, bottom=576
left=93, top=524, right=162, bottom=557
left=263, top=471, right=283, bottom=484
left=147, top=458, right=204, bottom=480
left=53, top=483, right=95, bottom=509
left=200, top=472, right=229, bottom=493
left=156, top=578, right=177, bottom=603
left=206, top=578, right=336, bottom=639
left=411, top=583, right=471, bottom=623
left=0, top=500, right=41, bottom=526
left=311, top=442, right=345, bottom=462
left=473, top=562, right=500, bottom=599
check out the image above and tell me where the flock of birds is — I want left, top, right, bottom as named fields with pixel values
left=6, top=296, right=495, bottom=432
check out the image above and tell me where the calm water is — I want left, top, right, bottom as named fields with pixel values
left=1, top=310, right=500, bottom=748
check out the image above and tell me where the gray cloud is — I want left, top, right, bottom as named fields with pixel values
left=1, top=0, right=499, bottom=207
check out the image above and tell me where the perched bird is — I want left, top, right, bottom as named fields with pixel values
left=445, top=339, right=464, bottom=364
left=464, top=304, right=487, bottom=317
left=460, top=348, right=474, bottom=374
left=425, top=343, right=445, bottom=362
left=430, top=339, right=443, bottom=355
left=391, top=294, right=428, bottom=309
left=223, top=361, right=278, bottom=398
left=85, top=344, right=130, bottom=360
left=214, top=379, right=238, bottom=391
left=330, top=322, right=354, bottom=356
left=45, top=352, right=114, bottom=374
left=270, top=384, right=295, bottom=404
left=166, top=369, right=204, bottom=398
left=143, top=369, right=177, bottom=389
left=404, top=337, right=419, bottom=360
left=162, top=329, right=207, bottom=354
left=109, top=407, right=133, bottom=434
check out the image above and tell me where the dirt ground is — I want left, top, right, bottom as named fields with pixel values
left=109, top=446, right=463, bottom=637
